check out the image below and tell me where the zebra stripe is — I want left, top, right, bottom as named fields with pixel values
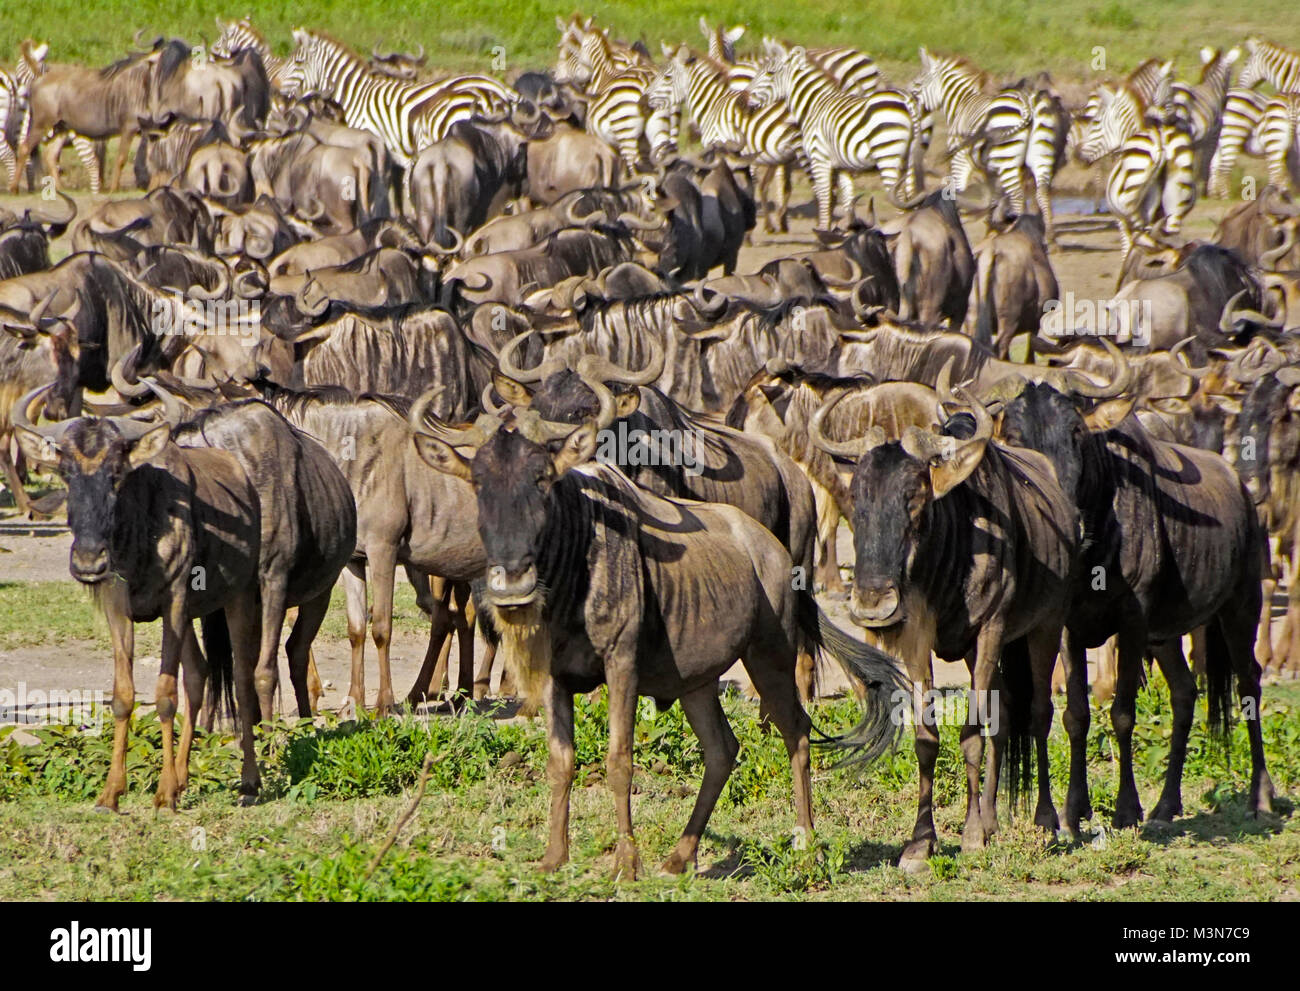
left=1208, top=88, right=1271, bottom=197
left=211, top=16, right=295, bottom=91
left=563, top=28, right=667, bottom=170
left=747, top=47, right=919, bottom=229
left=1238, top=38, right=1300, bottom=94
left=285, top=30, right=512, bottom=164
left=1080, top=58, right=1173, bottom=163
left=1105, top=122, right=1196, bottom=257
left=1256, top=94, right=1300, bottom=191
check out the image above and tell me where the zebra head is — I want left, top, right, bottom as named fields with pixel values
left=647, top=46, right=691, bottom=113
left=1237, top=39, right=1268, bottom=89
left=210, top=15, right=261, bottom=60
left=744, top=44, right=804, bottom=109
left=1078, top=86, right=1119, bottom=164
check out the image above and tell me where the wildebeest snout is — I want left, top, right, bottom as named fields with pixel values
left=486, top=563, right=539, bottom=606
left=850, top=581, right=903, bottom=627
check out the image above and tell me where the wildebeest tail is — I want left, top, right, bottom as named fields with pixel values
left=1204, top=618, right=1234, bottom=741
left=201, top=611, right=236, bottom=723
left=999, top=637, right=1033, bottom=807
left=801, top=592, right=908, bottom=765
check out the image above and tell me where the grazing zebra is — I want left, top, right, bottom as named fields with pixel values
left=282, top=29, right=513, bottom=165
left=650, top=46, right=806, bottom=232
left=1208, top=88, right=1270, bottom=197
left=1255, top=94, right=1300, bottom=191
left=1238, top=38, right=1300, bottom=94
left=1079, top=58, right=1174, bottom=164
left=1105, top=122, right=1196, bottom=258
left=911, top=50, right=1066, bottom=241
left=746, top=45, right=921, bottom=229
left=1170, top=47, right=1240, bottom=189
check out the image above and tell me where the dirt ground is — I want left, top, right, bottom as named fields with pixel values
left=0, top=179, right=1269, bottom=717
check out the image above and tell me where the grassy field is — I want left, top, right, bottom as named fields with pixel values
left=1, top=642, right=1298, bottom=900
left=4, top=0, right=1300, bottom=82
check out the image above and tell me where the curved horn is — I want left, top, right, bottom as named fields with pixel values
left=427, top=226, right=464, bottom=256
left=1261, top=223, right=1296, bottom=270
left=1170, top=336, right=1210, bottom=379
left=110, top=351, right=151, bottom=399
left=570, top=333, right=665, bottom=387
left=233, top=265, right=267, bottom=299
left=299, top=195, right=327, bottom=222
left=809, top=388, right=868, bottom=460
left=142, top=377, right=188, bottom=425
left=1066, top=337, right=1133, bottom=398
left=409, top=386, right=501, bottom=447
left=295, top=275, right=330, bottom=317
left=186, top=262, right=230, bottom=301
left=25, top=190, right=77, bottom=229
left=11, top=384, right=72, bottom=444
left=1219, top=288, right=1249, bottom=335
left=498, top=328, right=567, bottom=384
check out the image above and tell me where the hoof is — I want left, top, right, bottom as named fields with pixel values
left=898, top=854, right=930, bottom=875
left=1150, top=800, right=1182, bottom=823
left=237, top=792, right=258, bottom=808
left=92, top=803, right=120, bottom=815
left=898, top=838, right=934, bottom=871
left=660, top=853, right=692, bottom=875
left=1034, top=808, right=1061, bottom=833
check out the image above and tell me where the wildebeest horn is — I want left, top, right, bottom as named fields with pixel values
left=427, top=226, right=464, bottom=255
left=561, top=195, right=602, bottom=227
left=572, top=358, right=618, bottom=431
left=1261, top=186, right=1300, bottom=219
left=616, top=210, right=666, bottom=231
left=409, top=386, right=502, bottom=448
left=1227, top=337, right=1287, bottom=382
left=1170, top=337, right=1210, bottom=379
left=299, top=195, right=327, bottom=222
left=819, top=263, right=865, bottom=289
left=1260, top=223, right=1296, bottom=271
left=296, top=275, right=329, bottom=317
left=11, top=385, right=73, bottom=446
left=411, top=42, right=425, bottom=63
left=919, top=380, right=994, bottom=458
left=233, top=265, right=267, bottom=298
left=573, top=333, right=665, bottom=387
left=850, top=287, right=891, bottom=325
left=25, top=191, right=77, bottom=229
left=809, top=388, right=868, bottom=460
left=480, top=383, right=508, bottom=416
left=187, top=263, right=230, bottom=301
left=110, top=351, right=151, bottom=398
left=1219, top=289, right=1249, bottom=334
left=1066, top=337, right=1133, bottom=398
left=142, top=377, right=188, bottom=425
left=498, top=329, right=567, bottom=384
left=26, top=290, right=59, bottom=331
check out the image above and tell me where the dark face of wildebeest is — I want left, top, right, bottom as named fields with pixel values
left=848, top=441, right=930, bottom=626
left=1236, top=372, right=1300, bottom=507
left=17, top=413, right=170, bottom=582
left=1000, top=382, right=1089, bottom=504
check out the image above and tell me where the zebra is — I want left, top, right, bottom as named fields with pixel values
left=1208, top=88, right=1270, bottom=197
left=911, top=50, right=1066, bottom=241
left=1255, top=93, right=1300, bottom=192
left=1238, top=38, right=1300, bottom=94
left=211, top=15, right=295, bottom=92
left=745, top=45, right=921, bottom=230
left=1078, top=58, right=1174, bottom=164
left=282, top=29, right=513, bottom=166
left=1105, top=121, right=1196, bottom=259
left=1170, top=47, right=1240, bottom=190
left=650, top=46, right=806, bottom=232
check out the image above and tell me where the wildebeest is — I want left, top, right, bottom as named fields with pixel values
left=880, top=190, right=975, bottom=328
left=409, top=363, right=904, bottom=878
left=994, top=368, right=1275, bottom=831
left=525, top=124, right=621, bottom=204
left=818, top=375, right=1078, bottom=868
left=972, top=203, right=1058, bottom=360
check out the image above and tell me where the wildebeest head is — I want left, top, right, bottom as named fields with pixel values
left=410, top=359, right=616, bottom=612
left=13, top=386, right=171, bottom=583
left=1236, top=367, right=1300, bottom=507
left=811, top=380, right=993, bottom=627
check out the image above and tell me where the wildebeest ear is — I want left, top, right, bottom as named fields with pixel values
left=1082, top=397, right=1135, bottom=432
left=492, top=372, right=533, bottom=408
left=14, top=426, right=57, bottom=469
left=614, top=389, right=640, bottom=417
left=1210, top=394, right=1242, bottom=415
left=413, top=434, right=474, bottom=482
left=552, top=421, right=599, bottom=476
left=127, top=423, right=172, bottom=470
left=928, top=438, right=987, bottom=498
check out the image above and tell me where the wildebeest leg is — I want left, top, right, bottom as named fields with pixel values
left=253, top=584, right=291, bottom=720
left=962, top=627, right=1006, bottom=851
left=153, top=602, right=190, bottom=810
left=1149, top=639, right=1195, bottom=822
left=1029, top=627, right=1062, bottom=832
left=742, top=632, right=814, bottom=837
left=1092, top=635, right=1118, bottom=701
left=0, top=445, right=31, bottom=515
left=107, top=127, right=136, bottom=193
left=175, top=622, right=207, bottom=795
left=1061, top=631, right=1093, bottom=837
left=342, top=563, right=368, bottom=708
left=453, top=582, right=477, bottom=697
left=94, top=581, right=134, bottom=813
left=285, top=590, right=332, bottom=718
left=306, top=652, right=322, bottom=712
left=1111, top=625, right=1147, bottom=828
left=811, top=479, right=846, bottom=597
left=1256, top=575, right=1276, bottom=674
left=225, top=595, right=263, bottom=803
left=606, top=658, right=640, bottom=880
left=663, top=684, right=739, bottom=874
left=1215, top=610, right=1276, bottom=816
left=406, top=579, right=455, bottom=704
left=368, top=547, right=399, bottom=712
left=900, top=668, right=940, bottom=871
left=539, top=680, right=575, bottom=872
left=1189, top=627, right=1207, bottom=682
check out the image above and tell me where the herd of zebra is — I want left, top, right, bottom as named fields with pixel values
left=2, top=17, right=1300, bottom=255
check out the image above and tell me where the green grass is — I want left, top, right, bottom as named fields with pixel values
left=1, top=676, right=1297, bottom=900
left=5, top=0, right=1300, bottom=83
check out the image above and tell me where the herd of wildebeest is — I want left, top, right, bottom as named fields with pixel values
left=1, top=14, right=1300, bottom=878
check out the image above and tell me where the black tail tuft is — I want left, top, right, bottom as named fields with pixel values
left=1204, top=618, right=1234, bottom=744
left=999, top=637, right=1033, bottom=808
left=802, top=595, right=909, bottom=766
left=201, top=612, right=236, bottom=725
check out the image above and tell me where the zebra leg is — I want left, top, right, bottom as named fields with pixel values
left=809, top=160, right=834, bottom=232
left=835, top=171, right=855, bottom=227
left=776, top=164, right=791, bottom=233
left=0, top=140, right=15, bottom=191
left=72, top=135, right=101, bottom=194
